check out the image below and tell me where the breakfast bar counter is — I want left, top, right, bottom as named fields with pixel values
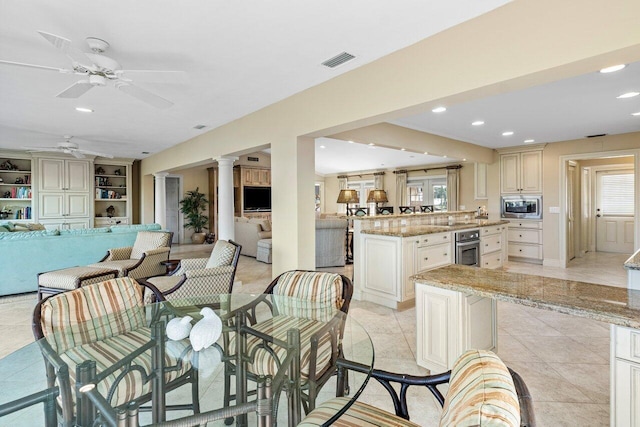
left=411, top=264, right=640, bottom=328
left=412, top=263, right=640, bottom=427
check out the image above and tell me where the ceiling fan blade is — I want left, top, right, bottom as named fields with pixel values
left=116, top=70, right=188, bottom=84
left=55, top=80, right=93, bottom=98
left=0, top=60, right=72, bottom=73
left=24, top=146, right=60, bottom=152
left=69, top=150, right=86, bottom=159
left=37, top=31, right=93, bottom=68
left=115, top=82, right=173, bottom=109
left=78, top=149, right=113, bottom=159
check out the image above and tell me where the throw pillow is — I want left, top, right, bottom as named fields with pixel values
left=27, top=223, right=46, bottom=231
left=205, top=240, right=236, bottom=268
left=260, top=220, right=272, bottom=232
left=0, top=226, right=9, bottom=232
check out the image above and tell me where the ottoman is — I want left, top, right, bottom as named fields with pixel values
left=38, top=266, right=119, bottom=300
left=256, top=239, right=273, bottom=264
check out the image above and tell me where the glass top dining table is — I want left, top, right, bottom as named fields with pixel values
left=0, top=293, right=374, bottom=427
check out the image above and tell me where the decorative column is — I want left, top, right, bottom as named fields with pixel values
left=216, top=156, right=237, bottom=242
left=153, top=172, right=169, bottom=229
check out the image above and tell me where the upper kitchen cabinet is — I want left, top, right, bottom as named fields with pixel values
left=498, top=145, right=545, bottom=194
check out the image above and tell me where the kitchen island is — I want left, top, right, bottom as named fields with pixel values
left=412, top=262, right=640, bottom=427
left=351, top=209, right=508, bottom=309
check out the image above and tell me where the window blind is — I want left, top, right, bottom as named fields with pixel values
left=601, top=173, right=634, bottom=215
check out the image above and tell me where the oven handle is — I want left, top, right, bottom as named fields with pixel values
left=456, top=240, right=480, bottom=247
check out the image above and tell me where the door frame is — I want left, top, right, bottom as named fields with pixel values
left=559, top=149, right=639, bottom=268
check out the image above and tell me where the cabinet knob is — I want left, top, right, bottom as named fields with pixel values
left=444, top=253, right=447, bottom=256
left=519, top=234, right=522, bottom=238
left=485, top=243, right=489, bottom=247
left=497, top=241, right=500, bottom=244
left=443, top=235, right=448, bottom=239
left=519, top=249, right=523, bottom=252
left=424, top=257, right=428, bottom=260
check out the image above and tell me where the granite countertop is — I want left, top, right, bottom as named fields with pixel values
left=361, top=219, right=509, bottom=237
left=411, top=265, right=640, bottom=329
left=624, top=248, right=640, bottom=271
left=350, top=210, right=477, bottom=221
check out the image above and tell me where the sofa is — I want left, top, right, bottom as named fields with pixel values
left=0, top=223, right=162, bottom=296
left=315, top=218, right=347, bottom=267
left=233, top=217, right=272, bottom=258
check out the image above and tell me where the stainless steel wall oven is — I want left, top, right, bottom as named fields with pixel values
left=455, top=229, right=480, bottom=267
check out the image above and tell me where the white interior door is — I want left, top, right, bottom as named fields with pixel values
left=596, top=170, right=634, bottom=253
left=165, top=176, right=181, bottom=244
left=567, top=163, right=576, bottom=260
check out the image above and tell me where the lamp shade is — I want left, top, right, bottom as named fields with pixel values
left=337, top=189, right=359, bottom=204
left=366, top=189, right=388, bottom=204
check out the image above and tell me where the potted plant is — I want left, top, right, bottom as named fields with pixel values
left=179, top=187, right=209, bottom=244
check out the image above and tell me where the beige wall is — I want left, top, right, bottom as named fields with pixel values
left=139, top=0, right=640, bottom=275
left=235, top=152, right=271, bottom=168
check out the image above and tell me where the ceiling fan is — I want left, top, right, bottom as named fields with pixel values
left=25, top=136, right=113, bottom=159
left=0, top=31, right=186, bottom=109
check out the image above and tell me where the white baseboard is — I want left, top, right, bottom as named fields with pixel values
left=543, top=258, right=563, bottom=268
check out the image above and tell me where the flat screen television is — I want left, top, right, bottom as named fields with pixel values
left=243, top=186, right=271, bottom=211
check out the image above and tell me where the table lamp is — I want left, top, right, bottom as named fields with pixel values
left=337, top=189, right=359, bottom=215
left=367, top=189, right=388, bottom=212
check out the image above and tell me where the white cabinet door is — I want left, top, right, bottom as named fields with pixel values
left=481, top=251, right=503, bottom=269
left=501, top=153, right=520, bottom=193
left=39, top=193, right=64, bottom=218
left=39, top=159, right=65, bottom=191
left=520, top=151, right=542, bottom=193
left=416, top=284, right=458, bottom=372
left=417, top=243, right=452, bottom=271
left=67, top=193, right=90, bottom=217
left=66, top=160, right=90, bottom=192
left=363, top=237, right=400, bottom=299
left=614, top=358, right=640, bottom=427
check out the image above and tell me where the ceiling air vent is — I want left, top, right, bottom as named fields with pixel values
left=322, top=52, right=355, bottom=68
left=586, top=133, right=607, bottom=138
left=193, top=124, right=207, bottom=130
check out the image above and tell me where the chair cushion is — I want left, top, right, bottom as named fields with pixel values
left=89, top=259, right=140, bottom=277
left=299, top=397, right=420, bottom=427
left=39, top=277, right=145, bottom=353
left=439, top=349, right=520, bottom=427
left=273, top=271, right=344, bottom=321
left=60, top=328, right=192, bottom=408
left=237, top=314, right=334, bottom=380
left=205, top=240, right=236, bottom=268
left=131, top=231, right=171, bottom=259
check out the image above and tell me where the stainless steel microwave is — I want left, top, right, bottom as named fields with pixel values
left=500, top=195, right=542, bottom=219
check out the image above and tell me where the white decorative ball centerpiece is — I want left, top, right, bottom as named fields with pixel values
left=166, top=315, right=193, bottom=341
left=189, top=307, right=223, bottom=351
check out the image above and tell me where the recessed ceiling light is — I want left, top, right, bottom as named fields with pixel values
left=368, top=143, right=375, bottom=146
left=600, top=64, right=626, bottom=73
left=75, top=107, right=93, bottom=113
left=400, top=148, right=406, bottom=151
left=502, top=131, right=514, bottom=136
left=319, top=145, right=326, bottom=149
left=471, top=120, right=485, bottom=126
left=632, top=112, right=640, bottom=116
left=462, top=158, right=467, bottom=161
left=617, top=92, right=639, bottom=99
left=431, top=106, right=447, bottom=113
left=443, top=155, right=447, bottom=158
left=348, top=140, right=354, bottom=144
left=423, top=152, right=429, bottom=155
left=524, top=139, right=535, bottom=143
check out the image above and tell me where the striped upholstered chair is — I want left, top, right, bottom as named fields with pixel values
left=224, top=270, right=353, bottom=419
left=88, top=231, right=173, bottom=280
left=32, top=277, right=199, bottom=426
left=141, top=239, right=241, bottom=303
left=299, top=349, right=536, bottom=427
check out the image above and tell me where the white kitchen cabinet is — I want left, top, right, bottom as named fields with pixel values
left=500, top=149, right=542, bottom=194
left=36, top=157, right=92, bottom=226
left=360, top=231, right=452, bottom=309
left=612, top=325, right=640, bottom=427
left=507, top=220, right=543, bottom=262
left=415, top=283, right=497, bottom=372
left=480, top=224, right=507, bottom=269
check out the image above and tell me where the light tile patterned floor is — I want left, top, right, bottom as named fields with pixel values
left=0, top=246, right=628, bottom=426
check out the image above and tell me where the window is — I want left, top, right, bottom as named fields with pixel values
left=407, top=177, right=447, bottom=211
left=348, top=181, right=375, bottom=210
left=600, top=172, right=634, bottom=216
